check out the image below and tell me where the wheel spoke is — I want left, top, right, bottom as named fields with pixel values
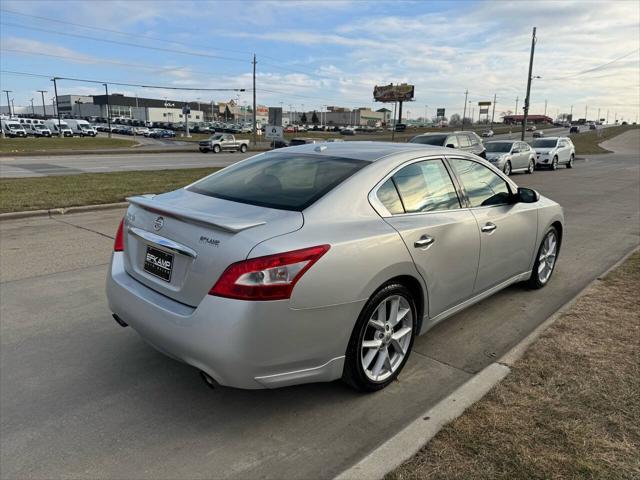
left=363, top=339, right=382, bottom=349
left=387, top=297, right=400, bottom=326
left=538, top=262, right=546, bottom=276
left=392, top=326, right=412, bottom=341
left=382, top=349, right=392, bottom=373
left=371, top=349, right=386, bottom=379
left=363, top=348, right=378, bottom=369
left=368, top=319, right=385, bottom=331
left=375, top=302, right=387, bottom=323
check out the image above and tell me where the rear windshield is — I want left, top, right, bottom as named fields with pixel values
left=485, top=142, right=512, bottom=152
left=409, top=135, right=447, bottom=146
left=532, top=139, right=558, bottom=148
left=188, top=153, right=370, bottom=211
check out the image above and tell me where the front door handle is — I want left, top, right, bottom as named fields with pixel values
left=414, top=235, right=435, bottom=249
left=481, top=222, right=497, bottom=233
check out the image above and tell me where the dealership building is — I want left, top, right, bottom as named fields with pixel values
left=287, top=106, right=386, bottom=127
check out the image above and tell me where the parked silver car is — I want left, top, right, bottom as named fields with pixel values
left=106, top=142, right=564, bottom=391
left=484, top=140, right=536, bottom=175
left=532, top=137, right=575, bottom=170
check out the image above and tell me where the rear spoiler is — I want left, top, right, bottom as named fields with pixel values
left=126, top=196, right=266, bottom=233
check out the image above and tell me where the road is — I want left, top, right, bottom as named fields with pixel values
left=1, top=130, right=638, bottom=479
left=0, top=126, right=572, bottom=178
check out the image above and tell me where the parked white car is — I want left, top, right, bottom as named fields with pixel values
left=532, top=137, right=575, bottom=170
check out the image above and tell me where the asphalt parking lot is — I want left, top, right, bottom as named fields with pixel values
left=1, top=130, right=638, bottom=479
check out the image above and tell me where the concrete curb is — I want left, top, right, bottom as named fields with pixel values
left=0, top=202, right=128, bottom=221
left=334, top=244, right=640, bottom=480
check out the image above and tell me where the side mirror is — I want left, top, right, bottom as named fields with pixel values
left=445, top=143, right=456, bottom=149
left=516, top=187, right=540, bottom=203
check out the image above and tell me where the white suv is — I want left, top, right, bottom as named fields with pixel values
left=531, top=137, right=575, bottom=170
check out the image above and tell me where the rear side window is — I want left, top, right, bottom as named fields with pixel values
left=457, top=135, right=471, bottom=147
left=391, top=160, right=461, bottom=213
left=188, top=153, right=369, bottom=211
left=376, top=179, right=404, bottom=215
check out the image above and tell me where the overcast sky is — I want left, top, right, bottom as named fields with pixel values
left=1, top=0, right=639, bottom=121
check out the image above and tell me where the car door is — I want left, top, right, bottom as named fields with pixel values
left=456, top=134, right=472, bottom=153
left=374, top=157, right=480, bottom=318
left=514, top=142, right=528, bottom=169
left=558, top=140, right=569, bottom=162
left=445, top=135, right=459, bottom=149
left=448, top=157, right=538, bottom=293
left=221, top=134, right=234, bottom=150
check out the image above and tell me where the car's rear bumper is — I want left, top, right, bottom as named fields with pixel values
left=106, top=253, right=361, bottom=389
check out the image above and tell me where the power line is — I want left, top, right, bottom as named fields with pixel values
left=0, top=70, right=246, bottom=91
left=544, top=49, right=640, bottom=80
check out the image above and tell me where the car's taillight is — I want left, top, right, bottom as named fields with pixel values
left=113, top=218, right=125, bottom=252
left=209, top=245, right=330, bottom=301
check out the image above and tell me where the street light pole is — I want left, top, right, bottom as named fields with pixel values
left=51, top=78, right=62, bottom=136
left=38, top=90, right=48, bottom=118
left=2, top=90, right=12, bottom=117
left=461, top=89, right=469, bottom=131
left=521, top=26, right=537, bottom=141
left=30, top=98, right=35, bottom=116
left=104, top=83, right=112, bottom=138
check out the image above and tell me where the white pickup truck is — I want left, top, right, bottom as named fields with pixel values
left=199, top=133, right=249, bottom=153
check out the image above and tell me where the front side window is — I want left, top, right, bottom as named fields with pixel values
left=391, top=159, right=460, bottom=213
left=445, top=136, right=459, bottom=148
left=188, top=153, right=369, bottom=211
left=450, top=158, right=512, bottom=207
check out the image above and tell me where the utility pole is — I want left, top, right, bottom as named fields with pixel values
left=37, top=90, right=47, bottom=118
left=521, top=26, right=537, bottom=141
left=461, top=89, right=469, bottom=130
left=606, top=110, right=609, bottom=124
left=3, top=90, right=12, bottom=117
left=104, top=83, right=112, bottom=138
left=51, top=78, right=62, bottom=136
left=570, top=104, right=573, bottom=121
left=252, top=54, right=257, bottom=145
left=30, top=98, right=35, bottom=116
left=491, top=94, right=497, bottom=128
left=597, top=108, right=600, bottom=123
left=585, top=105, right=588, bottom=122
left=391, top=101, right=397, bottom=141
left=544, top=99, right=547, bottom=117
left=515, top=96, right=519, bottom=115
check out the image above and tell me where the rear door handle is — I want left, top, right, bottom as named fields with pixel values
left=414, top=235, right=435, bottom=249
left=481, top=222, right=497, bottom=233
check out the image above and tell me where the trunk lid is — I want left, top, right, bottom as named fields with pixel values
left=122, top=189, right=303, bottom=306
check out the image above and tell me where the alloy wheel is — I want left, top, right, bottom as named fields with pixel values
left=360, top=295, right=413, bottom=382
left=503, top=161, right=512, bottom=176
left=528, top=160, right=535, bottom=174
left=537, top=230, right=558, bottom=284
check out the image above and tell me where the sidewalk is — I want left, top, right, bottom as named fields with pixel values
left=388, top=251, right=640, bottom=480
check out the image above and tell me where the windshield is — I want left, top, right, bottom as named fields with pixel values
left=209, top=134, right=223, bottom=140
left=409, top=135, right=447, bottom=146
left=532, top=139, right=558, bottom=148
left=35, top=124, right=46, bottom=130
left=188, top=153, right=369, bottom=211
left=485, top=142, right=512, bottom=153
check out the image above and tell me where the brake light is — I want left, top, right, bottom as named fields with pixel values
left=209, top=245, right=330, bottom=300
left=113, top=218, right=125, bottom=252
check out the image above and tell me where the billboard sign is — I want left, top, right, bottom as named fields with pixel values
left=373, top=83, right=415, bottom=103
left=479, top=108, right=489, bottom=114
left=436, top=108, right=445, bottom=117
left=268, top=107, right=283, bottom=126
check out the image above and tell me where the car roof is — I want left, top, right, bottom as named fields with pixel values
left=274, top=141, right=452, bottom=162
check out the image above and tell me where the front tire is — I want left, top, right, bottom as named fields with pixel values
left=567, top=154, right=574, bottom=168
left=343, top=283, right=417, bottom=392
left=528, top=227, right=559, bottom=289
left=551, top=156, right=559, bottom=170
left=503, top=161, right=512, bottom=176
left=213, top=144, right=221, bottom=153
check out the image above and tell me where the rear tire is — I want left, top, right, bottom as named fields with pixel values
left=343, top=283, right=417, bottom=392
left=240, top=144, right=248, bottom=153
left=526, top=159, right=535, bottom=174
left=567, top=154, right=574, bottom=168
left=528, top=227, right=559, bottom=289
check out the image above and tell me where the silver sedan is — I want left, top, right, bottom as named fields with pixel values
left=106, top=142, right=564, bottom=391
